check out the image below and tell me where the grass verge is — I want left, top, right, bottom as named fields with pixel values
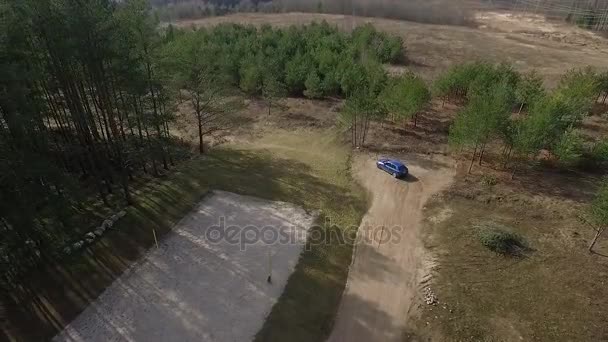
left=4, top=128, right=366, bottom=342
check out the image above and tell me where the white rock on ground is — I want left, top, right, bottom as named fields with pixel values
left=84, top=232, right=95, bottom=243
left=53, top=190, right=315, bottom=342
left=102, top=219, right=113, bottom=229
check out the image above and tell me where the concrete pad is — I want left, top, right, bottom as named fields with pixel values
left=53, top=190, right=315, bottom=342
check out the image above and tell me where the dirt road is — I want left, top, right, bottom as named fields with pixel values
left=328, top=154, right=454, bottom=342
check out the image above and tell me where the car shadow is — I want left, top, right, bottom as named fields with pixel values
left=399, top=173, right=419, bottom=183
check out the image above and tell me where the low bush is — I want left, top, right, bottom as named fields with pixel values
left=553, top=128, right=584, bottom=168
left=476, top=224, right=527, bottom=256
left=480, top=174, right=498, bottom=186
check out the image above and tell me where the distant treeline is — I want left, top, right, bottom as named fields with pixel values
left=153, top=0, right=475, bottom=26
left=487, top=0, right=608, bottom=31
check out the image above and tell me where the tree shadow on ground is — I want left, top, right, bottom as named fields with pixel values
left=511, top=164, right=602, bottom=203
left=3, top=147, right=359, bottom=341
left=326, top=292, right=415, bottom=342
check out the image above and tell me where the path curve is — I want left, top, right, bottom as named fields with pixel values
left=328, top=153, right=455, bottom=342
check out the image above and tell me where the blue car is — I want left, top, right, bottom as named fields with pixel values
left=376, top=158, right=409, bottom=178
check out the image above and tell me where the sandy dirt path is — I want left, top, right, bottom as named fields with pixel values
left=328, top=153, right=454, bottom=342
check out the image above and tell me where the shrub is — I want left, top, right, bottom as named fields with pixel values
left=476, top=225, right=527, bottom=256
left=592, top=138, right=608, bottom=164
left=303, top=71, right=324, bottom=98
left=480, top=174, right=498, bottom=186
left=597, top=71, right=608, bottom=102
left=554, top=67, right=600, bottom=119
left=434, top=61, right=518, bottom=102
left=515, top=70, right=545, bottom=113
left=379, top=36, right=405, bottom=64
left=351, top=23, right=405, bottom=64
left=380, top=72, right=430, bottom=126
left=553, top=128, right=584, bottom=168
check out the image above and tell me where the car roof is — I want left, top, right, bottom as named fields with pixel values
left=380, top=159, right=406, bottom=167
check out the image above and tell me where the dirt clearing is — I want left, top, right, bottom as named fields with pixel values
left=328, top=153, right=454, bottom=342
left=53, top=190, right=316, bottom=342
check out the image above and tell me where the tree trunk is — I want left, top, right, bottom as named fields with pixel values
left=144, top=124, right=159, bottom=177
left=197, top=111, right=204, bottom=154
left=503, top=145, right=513, bottom=169
left=121, top=166, right=133, bottom=205
left=145, top=59, right=168, bottom=170
left=361, top=116, right=370, bottom=146
left=518, top=103, right=524, bottom=114
left=510, top=161, right=518, bottom=180
left=479, top=142, right=486, bottom=166
left=468, top=144, right=478, bottom=174
left=353, top=114, right=357, bottom=148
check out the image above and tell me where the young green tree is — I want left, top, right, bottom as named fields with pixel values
left=553, top=128, right=584, bottom=168
left=304, top=71, right=324, bottom=99
left=554, top=67, right=600, bottom=121
left=449, top=82, right=512, bottom=172
left=261, top=73, right=287, bottom=116
left=598, top=71, right=608, bottom=104
left=239, top=57, right=264, bottom=95
left=515, top=71, right=545, bottom=114
left=341, top=92, right=387, bottom=148
left=285, top=52, right=312, bottom=94
left=339, top=60, right=388, bottom=147
left=166, top=32, right=241, bottom=154
left=507, top=94, right=562, bottom=176
left=380, top=73, right=430, bottom=128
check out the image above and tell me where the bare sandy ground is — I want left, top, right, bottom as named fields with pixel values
left=174, top=12, right=608, bottom=87
left=53, top=190, right=315, bottom=342
left=328, top=153, right=455, bottom=342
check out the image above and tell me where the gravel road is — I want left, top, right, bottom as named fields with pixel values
left=53, top=190, right=315, bottom=342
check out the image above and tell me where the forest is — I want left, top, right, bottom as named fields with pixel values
left=0, top=0, right=405, bottom=291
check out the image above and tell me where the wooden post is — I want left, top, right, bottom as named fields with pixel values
left=589, top=226, right=606, bottom=252
left=577, top=215, right=607, bottom=253
left=152, top=229, right=159, bottom=248
left=267, top=249, right=272, bottom=283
